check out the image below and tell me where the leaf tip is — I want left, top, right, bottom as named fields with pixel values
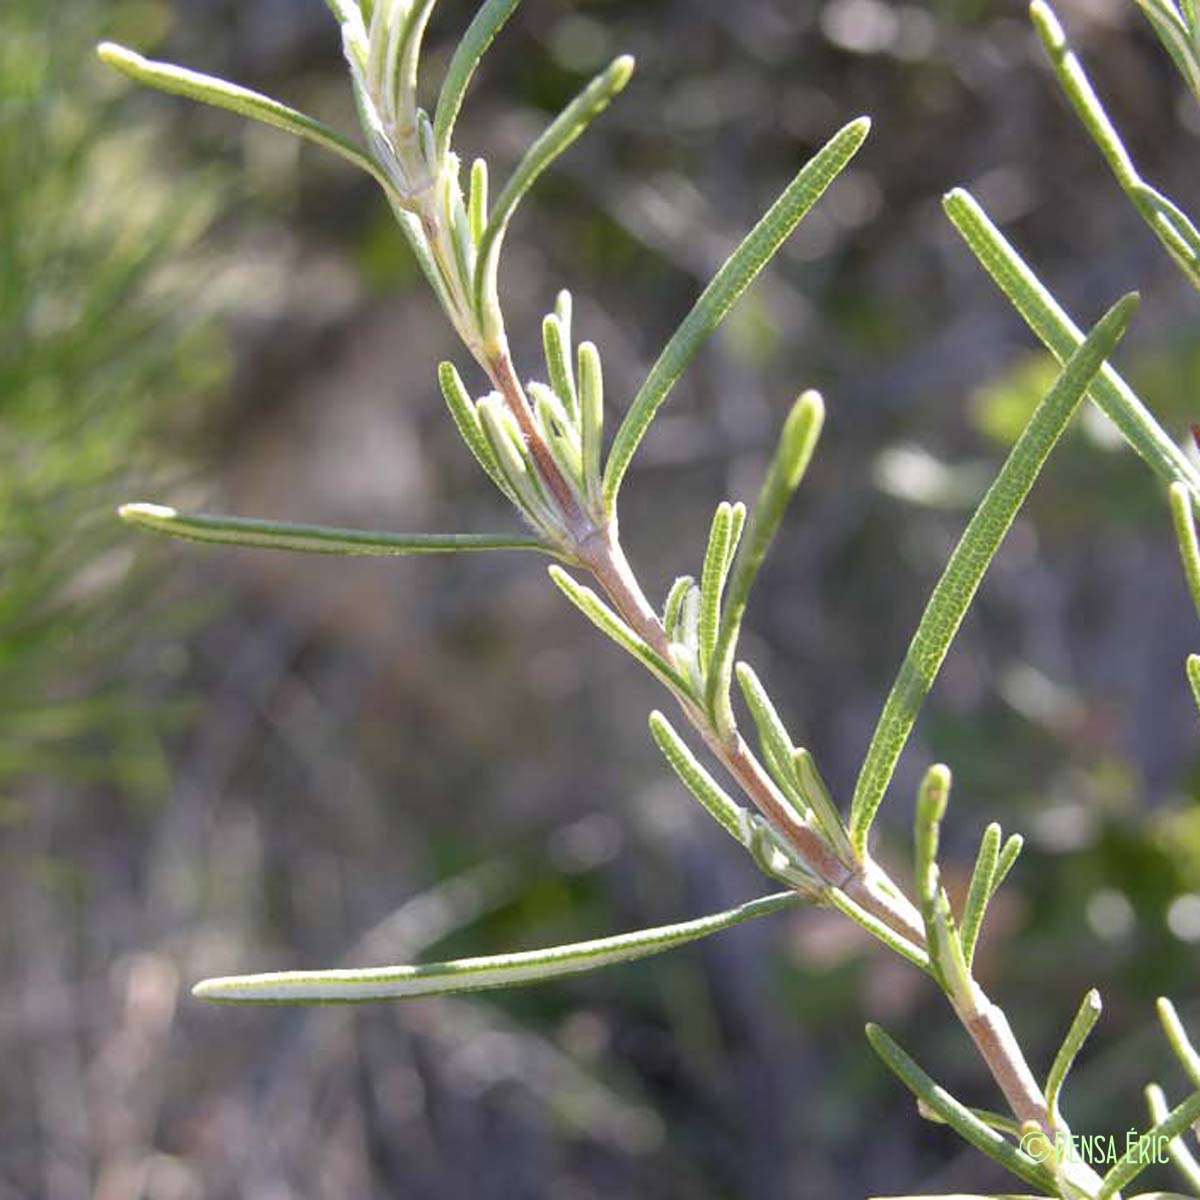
left=610, top=54, right=636, bottom=89
left=96, top=40, right=138, bottom=69
left=119, top=501, right=176, bottom=524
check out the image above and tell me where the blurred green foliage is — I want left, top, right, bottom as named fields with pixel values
left=0, top=0, right=228, bottom=804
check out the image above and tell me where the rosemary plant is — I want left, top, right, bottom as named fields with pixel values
left=101, top=3, right=1200, bottom=1196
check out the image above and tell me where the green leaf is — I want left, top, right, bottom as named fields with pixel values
left=793, top=748, right=855, bottom=865
left=193, top=890, right=802, bottom=1003
left=578, top=340, right=605, bottom=515
left=474, top=56, right=634, bottom=337
left=663, top=575, right=695, bottom=639
left=477, top=397, right=562, bottom=532
left=1131, top=0, right=1200, bottom=96
left=960, top=822, right=1001, bottom=967
left=1146, top=1083, right=1200, bottom=1193
left=439, top=360, right=518, bottom=502
left=96, top=43, right=389, bottom=191
left=942, top=188, right=1200, bottom=513
left=468, top=158, right=489, bottom=244
left=1189, top=655, right=1200, bottom=717
left=1099, top=1086, right=1200, bottom=1198
left=699, top=502, right=738, bottom=675
left=543, top=299, right=578, bottom=420
left=433, top=0, right=525, bottom=161
left=548, top=566, right=690, bottom=692
left=825, top=887, right=931, bottom=973
left=1170, top=483, right=1200, bottom=623
left=1030, top=2, right=1200, bottom=290
left=648, top=711, right=752, bottom=845
left=119, top=504, right=552, bottom=557
left=603, top=120, right=868, bottom=508
left=1157, top=997, right=1200, bottom=1088
left=864, top=1023, right=1059, bottom=1193
left=848, top=293, right=1138, bottom=853
left=707, top=391, right=824, bottom=726
left=734, top=662, right=810, bottom=822
left=1044, top=989, right=1102, bottom=1121
left=995, top=833, right=1024, bottom=890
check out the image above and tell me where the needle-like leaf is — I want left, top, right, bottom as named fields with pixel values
left=1099, top=1086, right=1200, bottom=1199
left=96, top=43, right=390, bottom=191
left=1190, top=656, right=1200, bottom=717
left=439, top=360, right=518, bottom=502
left=1146, top=1083, right=1200, bottom=1193
left=865, top=1023, right=1059, bottom=1193
left=194, top=890, right=803, bottom=1003
left=663, top=575, right=695, bottom=639
left=824, top=889, right=932, bottom=972
left=1030, top=1, right=1200, bottom=291
left=734, top=662, right=810, bottom=821
left=793, top=749, right=854, bottom=865
left=1132, top=0, right=1200, bottom=97
left=1044, top=988, right=1102, bottom=1121
left=699, top=502, right=738, bottom=675
left=549, top=566, right=690, bottom=692
left=544, top=298, right=579, bottom=420
left=849, top=293, right=1138, bottom=853
left=649, top=711, right=753, bottom=845
left=474, top=57, right=634, bottom=336
left=603, top=120, right=868, bottom=509
left=119, top=504, right=553, bottom=557
left=942, top=188, right=1200, bottom=513
left=960, top=822, right=1002, bottom=967
left=434, top=0, right=524, bottom=160
left=578, top=341, right=605, bottom=514
left=995, top=833, right=1024, bottom=890
left=707, top=391, right=824, bottom=726
left=1170, top=483, right=1200, bottom=623
left=1157, top=997, right=1200, bottom=1088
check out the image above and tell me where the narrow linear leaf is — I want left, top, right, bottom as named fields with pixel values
left=915, top=764, right=950, bottom=916
left=1030, top=2, right=1200, bottom=290
left=1170, top=483, right=1200, bottom=623
left=544, top=308, right=578, bottom=419
left=478, top=397, right=561, bottom=531
left=1146, top=1083, right=1200, bottom=1193
left=194, top=890, right=803, bottom=1003
left=1189, top=655, right=1200, bottom=717
left=468, top=158, right=488, bottom=243
left=942, top=189, right=1200, bottom=512
left=707, top=391, right=824, bottom=719
left=960, top=822, right=1002, bottom=967
left=438, top=361, right=518, bottom=503
left=1132, top=0, right=1200, bottom=96
left=793, top=749, right=855, bottom=864
left=434, top=0, right=524, bottom=160
left=578, top=341, right=605, bottom=513
left=699, top=503, right=736, bottom=674
left=995, top=834, right=1024, bottom=890
left=474, top=57, right=634, bottom=332
left=864, top=1023, right=1059, bottom=1193
left=1158, top=997, right=1200, bottom=1087
left=649, top=711, right=752, bottom=845
left=1044, top=989, right=1102, bottom=1120
left=734, top=662, right=809, bottom=820
left=849, top=293, right=1138, bottom=853
left=549, top=566, right=690, bottom=693
left=119, top=504, right=552, bottom=557
left=663, top=575, right=695, bottom=639
left=917, top=1101, right=1023, bottom=1137
left=603, top=120, right=868, bottom=508
left=97, top=43, right=388, bottom=189
left=825, top=888, right=931, bottom=972
left=1099, top=1087, right=1200, bottom=1199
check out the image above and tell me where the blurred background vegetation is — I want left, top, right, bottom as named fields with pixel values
left=2, top=0, right=1199, bottom=1197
